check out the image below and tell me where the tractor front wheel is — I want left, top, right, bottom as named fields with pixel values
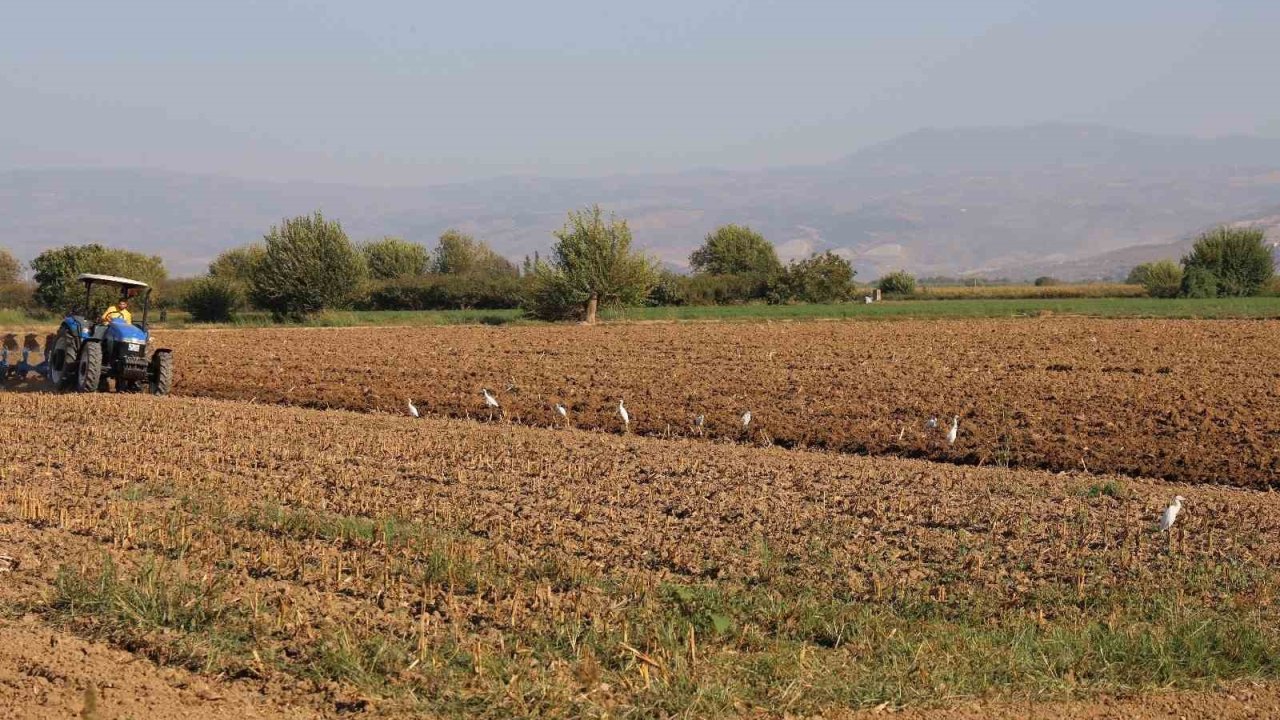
left=77, top=342, right=102, bottom=393
left=150, top=351, right=173, bottom=396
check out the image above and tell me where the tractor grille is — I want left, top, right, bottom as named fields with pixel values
left=121, top=355, right=149, bottom=381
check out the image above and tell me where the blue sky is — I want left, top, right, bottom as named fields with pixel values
left=2, top=0, right=1277, bottom=184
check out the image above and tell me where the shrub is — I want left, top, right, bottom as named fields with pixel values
left=1181, top=226, right=1275, bottom=297
left=362, top=237, right=431, bottom=280
left=647, top=272, right=775, bottom=306
left=434, top=230, right=517, bottom=277
left=359, top=274, right=526, bottom=311
left=1033, top=276, right=1061, bottom=287
left=769, top=252, right=857, bottom=304
left=250, top=212, right=367, bottom=321
left=1180, top=265, right=1218, bottom=298
left=1125, top=264, right=1153, bottom=286
left=1264, top=276, right=1280, bottom=297
left=877, top=270, right=917, bottom=295
left=181, top=276, right=245, bottom=323
left=645, top=270, right=688, bottom=307
left=524, top=269, right=586, bottom=322
left=1135, top=260, right=1183, bottom=298
left=444, top=274, right=526, bottom=309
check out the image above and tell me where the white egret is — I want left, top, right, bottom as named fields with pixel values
left=741, top=411, right=752, bottom=429
left=482, top=388, right=500, bottom=421
left=618, top=400, right=630, bottom=431
left=946, top=415, right=958, bottom=445
left=1160, top=495, right=1185, bottom=532
left=555, top=403, right=568, bottom=422
left=407, top=399, right=419, bottom=418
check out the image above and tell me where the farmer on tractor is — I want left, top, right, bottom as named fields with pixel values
left=102, top=297, right=133, bottom=325
left=40, top=274, right=173, bottom=394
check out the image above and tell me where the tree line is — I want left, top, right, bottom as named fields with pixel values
left=5, top=217, right=1271, bottom=324
left=1126, top=227, right=1276, bottom=299
left=0, top=207, right=875, bottom=324
left=0, top=243, right=168, bottom=315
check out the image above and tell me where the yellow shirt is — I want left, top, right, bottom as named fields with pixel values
left=102, top=306, right=133, bottom=324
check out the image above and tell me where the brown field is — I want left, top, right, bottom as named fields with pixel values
left=156, top=318, right=1280, bottom=487
left=2, top=393, right=1280, bottom=718
left=4, top=316, right=1280, bottom=717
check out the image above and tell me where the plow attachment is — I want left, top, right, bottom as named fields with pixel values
left=1, top=334, right=52, bottom=381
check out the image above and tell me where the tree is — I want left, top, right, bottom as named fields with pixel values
left=433, top=229, right=517, bottom=277
left=689, top=225, right=782, bottom=276
left=1033, top=276, right=1061, bottom=287
left=877, top=270, right=917, bottom=295
left=1181, top=226, right=1275, bottom=297
left=0, top=248, right=20, bottom=284
left=1134, top=259, right=1183, bottom=298
left=208, top=244, right=265, bottom=311
left=30, top=244, right=168, bottom=312
left=770, top=252, right=857, bottom=304
left=0, top=248, right=30, bottom=311
left=209, top=244, right=266, bottom=285
left=182, top=276, right=245, bottom=323
left=250, top=212, right=367, bottom=320
left=361, top=237, right=431, bottom=280
left=1125, top=263, right=1154, bottom=286
left=527, top=205, right=658, bottom=323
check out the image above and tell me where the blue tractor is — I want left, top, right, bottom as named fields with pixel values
left=43, top=274, right=174, bottom=394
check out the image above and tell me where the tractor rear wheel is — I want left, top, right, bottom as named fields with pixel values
left=77, top=342, right=102, bottom=393
left=150, top=351, right=173, bottom=396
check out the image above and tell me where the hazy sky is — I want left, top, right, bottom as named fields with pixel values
left=2, top=0, right=1277, bottom=185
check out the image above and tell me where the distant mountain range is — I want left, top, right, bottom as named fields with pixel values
left=2, top=123, right=1279, bottom=279
left=1019, top=207, right=1280, bottom=280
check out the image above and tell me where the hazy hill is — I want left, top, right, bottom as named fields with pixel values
left=1025, top=207, right=1280, bottom=281
left=3, top=123, right=1280, bottom=278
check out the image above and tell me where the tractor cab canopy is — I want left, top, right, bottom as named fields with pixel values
left=77, top=273, right=150, bottom=291
left=75, top=274, right=153, bottom=328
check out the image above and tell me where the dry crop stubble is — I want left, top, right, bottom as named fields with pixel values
left=160, top=318, right=1280, bottom=487
left=1, top=393, right=1279, bottom=717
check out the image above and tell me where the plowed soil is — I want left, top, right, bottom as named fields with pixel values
left=3, top=393, right=1280, bottom=717
left=156, top=318, right=1280, bottom=487
left=0, top=619, right=322, bottom=720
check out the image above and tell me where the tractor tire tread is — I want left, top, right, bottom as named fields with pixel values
left=152, top=351, right=173, bottom=396
left=77, top=342, right=102, bottom=394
